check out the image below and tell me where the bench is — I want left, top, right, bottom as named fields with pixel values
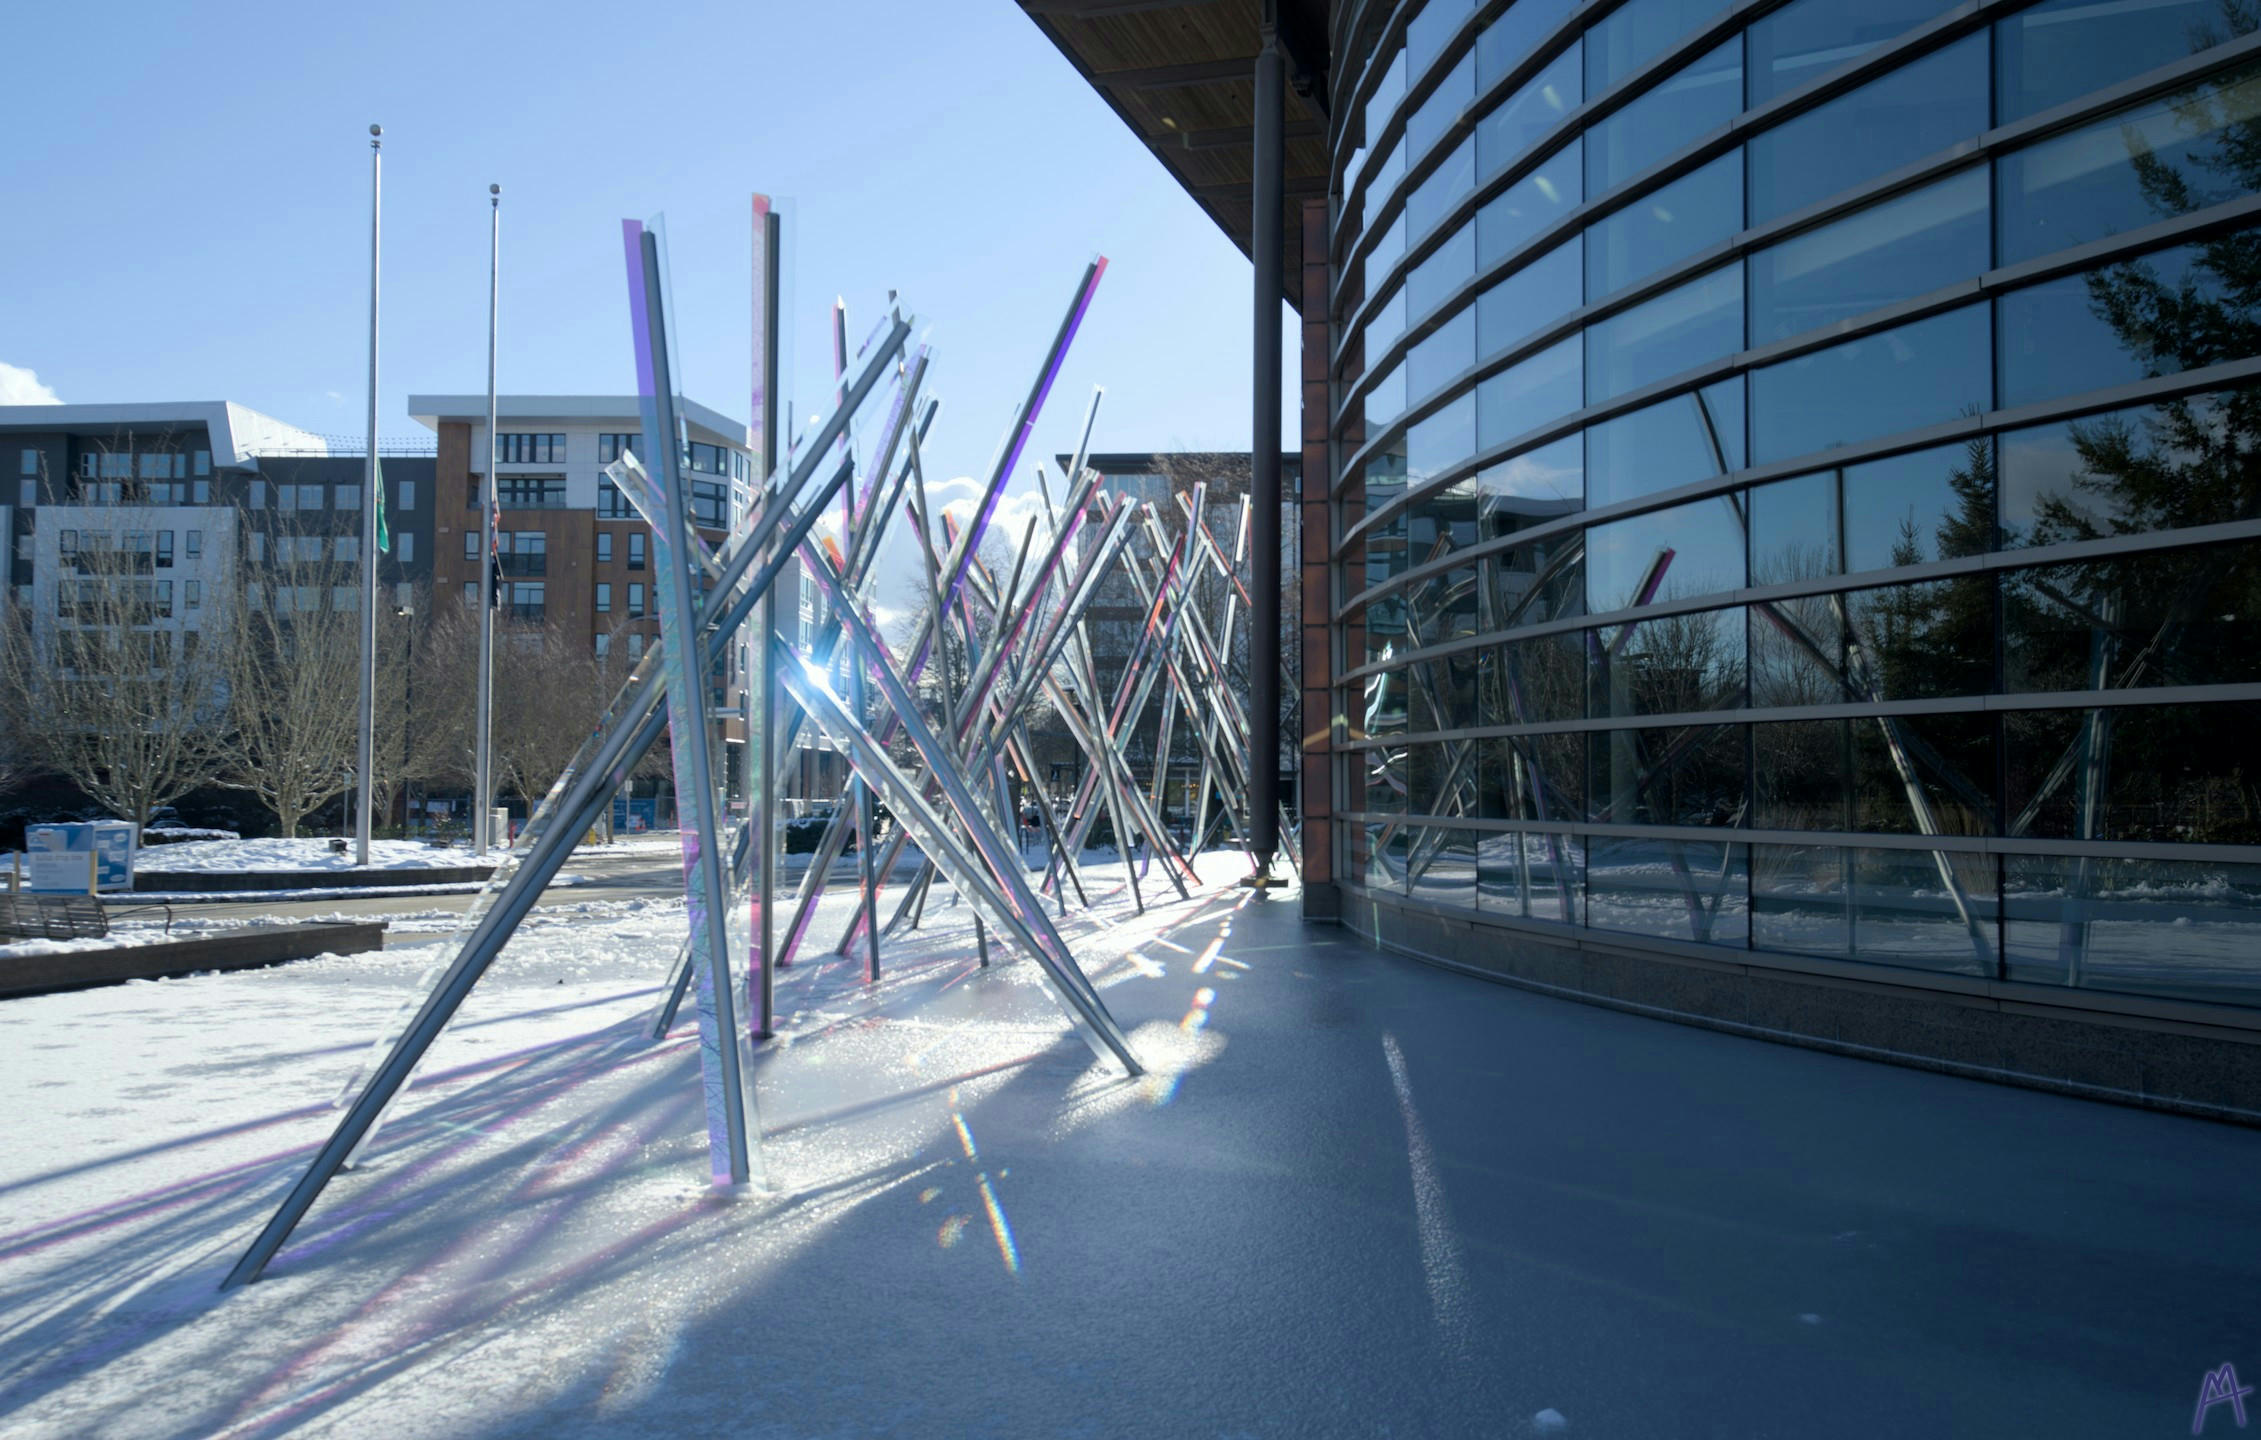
left=0, top=894, right=111, bottom=942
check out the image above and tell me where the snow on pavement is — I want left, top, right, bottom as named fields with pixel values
left=0, top=855, right=1259, bottom=1439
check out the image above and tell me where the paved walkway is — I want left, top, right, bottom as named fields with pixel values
left=4, top=876, right=2255, bottom=1438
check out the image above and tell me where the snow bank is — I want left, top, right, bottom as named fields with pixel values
left=135, top=837, right=479, bottom=874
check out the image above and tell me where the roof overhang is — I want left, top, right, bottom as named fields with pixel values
left=1018, top=0, right=1333, bottom=314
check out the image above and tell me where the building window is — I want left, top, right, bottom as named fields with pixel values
left=156, top=532, right=174, bottom=568
left=628, top=632, right=645, bottom=659
left=598, top=433, right=639, bottom=464
left=628, top=532, right=646, bottom=569
left=185, top=579, right=201, bottom=609
left=192, top=480, right=210, bottom=504
left=464, top=530, right=480, bottom=562
left=627, top=582, right=645, bottom=617
left=18, top=448, right=36, bottom=476
left=597, top=531, right=613, bottom=563
left=18, top=478, right=33, bottom=507
left=395, top=581, right=412, bottom=608
left=396, top=479, right=416, bottom=510
left=597, top=479, right=635, bottom=519
left=498, top=475, right=567, bottom=508
left=497, top=432, right=566, bottom=464
left=397, top=532, right=415, bottom=563
left=193, top=450, right=210, bottom=476
left=336, top=485, right=361, bottom=510
left=509, top=580, right=545, bottom=620
left=333, top=585, right=358, bottom=612
left=59, top=529, right=78, bottom=558
left=249, top=480, right=266, bottom=509
left=685, top=441, right=731, bottom=475
left=185, top=529, right=201, bottom=559
left=463, top=581, right=477, bottom=604
left=596, top=582, right=612, bottom=613
left=595, top=631, right=611, bottom=659
left=335, top=536, right=357, bottom=563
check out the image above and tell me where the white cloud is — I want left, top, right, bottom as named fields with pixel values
left=325, top=390, right=345, bottom=402
left=0, top=362, right=62, bottom=406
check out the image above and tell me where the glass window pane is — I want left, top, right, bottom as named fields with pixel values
left=1408, top=304, right=1477, bottom=401
left=1587, top=264, right=1743, bottom=402
left=1587, top=150, right=1743, bottom=301
left=1585, top=377, right=1746, bottom=508
left=1997, top=389, right=2261, bottom=548
left=1478, top=433, right=1586, bottom=537
left=1996, top=236, right=2251, bottom=410
left=1587, top=39, right=1742, bottom=194
left=1755, top=725, right=1849, bottom=828
left=1842, top=439, right=1995, bottom=572
left=1407, top=217, right=1477, bottom=318
left=1407, top=51, right=1476, bottom=168
left=1749, top=469, right=1839, bottom=584
left=1477, top=45, right=1581, bottom=176
left=1997, top=63, right=2261, bottom=266
left=1365, top=356, right=1409, bottom=429
left=1408, top=0, right=1476, bottom=80
left=1753, top=842, right=1850, bottom=956
left=1407, top=135, right=1477, bottom=241
left=1747, top=0, right=1961, bottom=107
left=1476, top=336, right=1583, bottom=450
left=1590, top=721, right=1747, bottom=822
left=1996, top=0, right=2237, bottom=125
left=1842, top=575, right=1996, bottom=698
left=2002, top=542, right=2261, bottom=693
left=1590, top=604, right=1748, bottom=717
left=1750, top=303, right=1989, bottom=465
left=1587, top=836, right=1751, bottom=944
left=1750, top=35, right=1987, bottom=224
left=1479, top=0, right=1578, bottom=90
left=1587, top=0, right=1731, bottom=95
left=1477, top=830, right=1585, bottom=921
left=1477, top=239, right=1581, bottom=359
left=1408, top=391, right=1478, bottom=485
left=1364, top=282, right=1410, bottom=363
left=1851, top=845, right=1997, bottom=974
left=1496, top=636, right=1588, bottom=729
left=2005, top=700, right=2261, bottom=842
left=1851, top=711, right=1997, bottom=833
left=1478, top=141, right=1581, bottom=270
left=2003, top=853, right=2261, bottom=1005
left=1368, top=213, right=1409, bottom=294
left=1748, top=167, right=1988, bottom=343
left=1409, top=827, right=1479, bottom=907
left=1587, top=491, right=1747, bottom=612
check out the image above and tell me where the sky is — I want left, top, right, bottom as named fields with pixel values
left=0, top=0, right=1297, bottom=490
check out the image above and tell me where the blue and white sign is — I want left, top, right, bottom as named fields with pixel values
left=24, top=822, right=137, bottom=893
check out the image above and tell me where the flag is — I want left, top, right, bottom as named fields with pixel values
left=489, top=495, right=504, bottom=608
left=373, top=454, right=392, bottom=555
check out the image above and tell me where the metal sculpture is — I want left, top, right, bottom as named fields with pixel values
left=224, top=206, right=1285, bottom=1289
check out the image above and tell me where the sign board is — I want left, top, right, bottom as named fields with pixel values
left=25, top=822, right=137, bottom=893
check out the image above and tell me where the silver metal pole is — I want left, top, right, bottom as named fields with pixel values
left=476, top=184, right=500, bottom=858
left=355, top=123, right=381, bottom=868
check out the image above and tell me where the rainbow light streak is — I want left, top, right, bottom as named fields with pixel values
left=977, top=1173, right=1021, bottom=1276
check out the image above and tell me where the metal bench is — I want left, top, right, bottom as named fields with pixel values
left=0, top=894, right=111, bottom=942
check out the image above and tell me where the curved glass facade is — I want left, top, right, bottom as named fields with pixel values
left=1328, top=0, right=2261, bottom=1008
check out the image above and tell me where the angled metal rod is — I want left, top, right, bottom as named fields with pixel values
left=775, top=588, right=1138, bottom=1072
left=227, top=311, right=911, bottom=1288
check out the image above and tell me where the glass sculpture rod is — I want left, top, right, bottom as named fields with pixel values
left=223, top=311, right=911, bottom=1289
left=626, top=218, right=761, bottom=1188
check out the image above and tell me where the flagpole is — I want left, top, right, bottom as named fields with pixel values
left=476, top=183, right=500, bottom=857
left=355, top=123, right=381, bottom=868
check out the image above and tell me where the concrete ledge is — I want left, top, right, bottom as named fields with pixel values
left=0, top=921, right=387, bottom=998
left=131, top=865, right=493, bottom=893
left=1344, top=888, right=2261, bottom=1128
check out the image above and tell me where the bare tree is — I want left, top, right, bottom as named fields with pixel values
left=0, top=532, right=228, bottom=826
left=217, top=511, right=397, bottom=837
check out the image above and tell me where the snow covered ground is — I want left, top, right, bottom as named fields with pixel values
left=134, top=839, right=484, bottom=875
left=0, top=855, right=1254, bottom=1439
